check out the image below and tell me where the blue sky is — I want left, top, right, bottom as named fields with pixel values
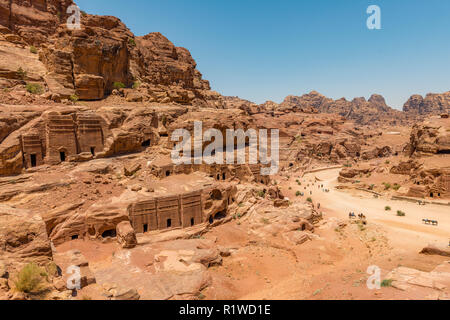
left=75, top=0, right=450, bottom=109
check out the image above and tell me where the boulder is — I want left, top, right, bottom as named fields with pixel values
left=420, top=245, right=450, bottom=257
left=75, top=74, right=105, bottom=100
left=0, top=204, right=52, bottom=271
left=116, top=221, right=138, bottom=249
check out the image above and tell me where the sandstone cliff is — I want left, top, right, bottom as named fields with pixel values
left=403, top=92, right=450, bottom=116
left=0, top=0, right=223, bottom=107
left=262, top=91, right=410, bottom=125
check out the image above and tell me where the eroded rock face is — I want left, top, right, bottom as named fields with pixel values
left=0, top=204, right=52, bottom=272
left=403, top=92, right=450, bottom=116
left=0, top=0, right=74, bottom=46
left=265, top=91, right=409, bottom=125
left=0, top=105, right=162, bottom=176
left=390, top=160, right=422, bottom=175
left=339, top=165, right=372, bottom=179
left=420, top=245, right=450, bottom=257
left=0, top=2, right=224, bottom=106
left=116, top=221, right=137, bottom=249
left=385, top=262, right=450, bottom=299
left=94, top=239, right=220, bottom=300
left=406, top=118, right=450, bottom=156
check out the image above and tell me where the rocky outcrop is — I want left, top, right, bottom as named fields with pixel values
left=94, top=239, right=220, bottom=300
left=385, top=262, right=450, bottom=298
left=0, top=0, right=74, bottom=46
left=265, top=91, right=409, bottom=125
left=339, top=165, right=373, bottom=179
left=0, top=2, right=224, bottom=106
left=403, top=92, right=450, bottom=116
left=0, top=204, right=52, bottom=272
left=420, top=245, right=450, bottom=257
left=390, top=160, right=422, bottom=175
left=116, top=221, right=137, bottom=249
left=360, top=145, right=392, bottom=160
left=406, top=118, right=450, bottom=156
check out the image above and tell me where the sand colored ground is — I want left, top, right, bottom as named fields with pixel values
left=298, top=168, right=449, bottom=251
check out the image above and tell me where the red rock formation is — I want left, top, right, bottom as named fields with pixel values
left=403, top=92, right=450, bottom=116
left=0, top=1, right=223, bottom=106
left=264, top=91, right=409, bottom=125
left=0, top=0, right=74, bottom=45
left=406, top=117, right=450, bottom=156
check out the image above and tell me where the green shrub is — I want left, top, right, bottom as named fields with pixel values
left=393, top=184, right=401, bottom=191
left=385, top=206, right=391, bottom=211
left=132, top=81, right=141, bottom=89
left=14, top=263, right=47, bottom=293
left=381, top=279, right=393, bottom=287
left=257, top=190, right=266, bottom=198
left=26, top=83, right=43, bottom=94
left=128, top=38, right=136, bottom=47
left=344, top=163, right=353, bottom=168
left=113, top=82, right=126, bottom=90
left=69, top=94, right=79, bottom=103
left=17, top=67, right=27, bottom=80
left=296, top=191, right=302, bottom=197
left=306, top=197, right=312, bottom=203
left=29, top=46, right=38, bottom=54
left=397, top=210, right=406, bottom=217
left=369, top=184, right=375, bottom=190
left=383, top=183, right=391, bottom=190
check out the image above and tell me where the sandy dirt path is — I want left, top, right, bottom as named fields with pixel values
left=298, top=168, right=450, bottom=252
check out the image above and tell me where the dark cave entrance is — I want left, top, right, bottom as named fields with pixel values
left=101, top=229, right=116, bottom=238
left=30, top=154, right=37, bottom=167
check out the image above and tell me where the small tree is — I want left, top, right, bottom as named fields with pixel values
left=30, top=46, right=38, bottom=54
left=385, top=206, right=391, bottom=211
left=17, top=67, right=27, bottom=80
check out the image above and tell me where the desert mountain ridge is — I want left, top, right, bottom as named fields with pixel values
left=0, top=0, right=449, bottom=123
left=0, top=0, right=449, bottom=302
